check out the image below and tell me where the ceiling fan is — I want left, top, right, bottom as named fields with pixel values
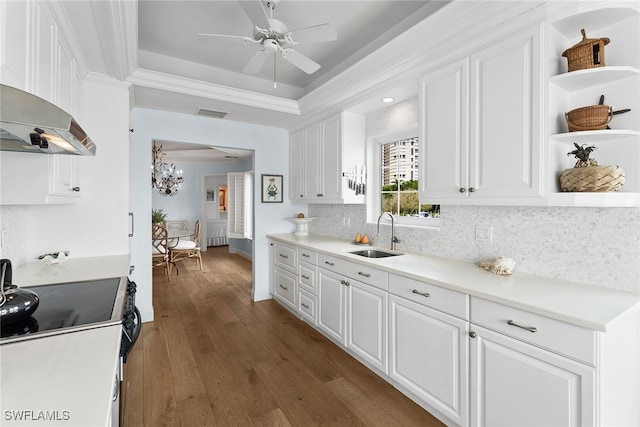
left=197, top=0, right=337, bottom=86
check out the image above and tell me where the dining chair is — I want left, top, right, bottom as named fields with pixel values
left=152, top=224, right=171, bottom=279
left=170, top=220, right=203, bottom=271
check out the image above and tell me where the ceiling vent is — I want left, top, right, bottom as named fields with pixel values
left=196, top=108, right=227, bottom=119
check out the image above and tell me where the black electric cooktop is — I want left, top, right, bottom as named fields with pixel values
left=0, top=277, right=125, bottom=343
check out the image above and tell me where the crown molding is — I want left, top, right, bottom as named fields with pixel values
left=89, top=0, right=137, bottom=81
left=128, top=68, right=301, bottom=116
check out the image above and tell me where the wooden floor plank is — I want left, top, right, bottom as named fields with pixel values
left=125, top=246, right=445, bottom=427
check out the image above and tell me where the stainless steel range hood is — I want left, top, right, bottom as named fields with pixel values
left=0, top=84, right=96, bottom=155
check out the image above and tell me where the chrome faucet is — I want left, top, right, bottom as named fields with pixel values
left=377, top=212, right=400, bottom=250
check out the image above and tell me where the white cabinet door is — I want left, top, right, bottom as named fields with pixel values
left=420, top=58, right=469, bottom=201
left=389, top=295, right=469, bottom=426
left=470, top=325, right=595, bottom=427
left=50, top=155, right=81, bottom=197
left=290, top=130, right=305, bottom=201
left=468, top=25, right=542, bottom=199
left=33, top=2, right=55, bottom=102
left=317, top=268, right=347, bottom=346
left=347, top=279, right=387, bottom=374
left=0, top=0, right=29, bottom=89
left=321, top=114, right=341, bottom=201
left=420, top=25, right=543, bottom=204
left=304, top=122, right=323, bottom=200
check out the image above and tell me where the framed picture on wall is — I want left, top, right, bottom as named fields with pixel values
left=261, top=174, right=283, bottom=203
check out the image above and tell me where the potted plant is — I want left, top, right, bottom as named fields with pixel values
left=152, top=209, right=167, bottom=225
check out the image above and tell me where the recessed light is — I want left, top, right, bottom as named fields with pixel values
left=382, top=97, right=395, bottom=103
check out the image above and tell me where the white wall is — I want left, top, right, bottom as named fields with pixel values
left=309, top=98, right=640, bottom=294
left=130, top=108, right=294, bottom=322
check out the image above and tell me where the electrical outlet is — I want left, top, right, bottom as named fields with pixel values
left=475, top=225, right=493, bottom=242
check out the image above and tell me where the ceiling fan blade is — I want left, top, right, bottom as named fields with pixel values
left=287, top=23, right=337, bottom=44
left=243, top=51, right=270, bottom=74
left=197, top=33, right=255, bottom=43
left=238, top=0, right=270, bottom=30
left=281, top=49, right=321, bottom=74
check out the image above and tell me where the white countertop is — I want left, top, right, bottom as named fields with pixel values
left=1, top=254, right=131, bottom=427
left=268, top=233, right=640, bottom=332
left=0, top=325, right=121, bottom=427
left=13, top=254, right=131, bottom=286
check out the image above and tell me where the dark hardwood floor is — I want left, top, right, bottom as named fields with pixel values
left=122, top=246, right=444, bottom=426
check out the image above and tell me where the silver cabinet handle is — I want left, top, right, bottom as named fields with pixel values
left=412, top=289, right=430, bottom=298
left=301, top=303, right=310, bottom=309
left=278, top=284, right=288, bottom=291
left=469, top=187, right=475, bottom=193
left=340, top=279, right=350, bottom=286
left=279, top=254, right=289, bottom=259
left=358, top=272, right=371, bottom=278
left=302, top=275, right=310, bottom=280
left=302, top=253, right=310, bottom=258
left=325, top=261, right=335, bottom=266
left=459, top=188, right=466, bottom=193
left=72, top=186, right=80, bottom=192
left=317, top=193, right=324, bottom=197
left=469, top=331, right=477, bottom=338
left=507, top=320, right=537, bottom=333
left=128, top=212, right=134, bottom=237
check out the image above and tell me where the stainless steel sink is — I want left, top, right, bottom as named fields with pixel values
left=350, top=249, right=403, bottom=258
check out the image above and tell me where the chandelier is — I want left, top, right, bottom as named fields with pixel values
left=152, top=142, right=183, bottom=196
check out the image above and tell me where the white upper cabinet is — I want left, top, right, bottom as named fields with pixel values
left=420, top=24, right=543, bottom=205
left=546, top=5, right=640, bottom=207
left=0, top=1, right=29, bottom=90
left=290, top=112, right=365, bottom=204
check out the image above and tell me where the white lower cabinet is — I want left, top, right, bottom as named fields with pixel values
left=347, top=279, right=387, bottom=374
left=469, top=325, right=595, bottom=427
left=273, top=266, right=297, bottom=311
left=389, top=295, right=469, bottom=426
left=268, top=239, right=640, bottom=427
left=317, top=268, right=348, bottom=346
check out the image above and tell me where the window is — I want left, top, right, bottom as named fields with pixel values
left=368, top=131, right=440, bottom=227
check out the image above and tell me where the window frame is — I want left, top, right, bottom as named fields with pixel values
left=366, top=127, right=441, bottom=229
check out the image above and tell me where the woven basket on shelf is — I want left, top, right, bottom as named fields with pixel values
left=562, top=29, right=610, bottom=72
left=565, top=105, right=612, bottom=132
left=560, top=165, right=625, bottom=192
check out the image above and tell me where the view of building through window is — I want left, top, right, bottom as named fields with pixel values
left=380, top=137, right=440, bottom=218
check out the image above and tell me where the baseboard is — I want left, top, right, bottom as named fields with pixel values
left=228, top=247, right=252, bottom=260
left=253, top=288, right=273, bottom=302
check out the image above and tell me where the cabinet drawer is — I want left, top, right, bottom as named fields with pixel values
left=274, top=243, right=297, bottom=271
left=390, top=274, right=468, bottom=320
left=317, top=253, right=388, bottom=291
left=299, top=289, right=317, bottom=325
left=298, top=248, right=317, bottom=264
left=274, top=267, right=297, bottom=308
left=470, top=297, right=597, bottom=365
left=298, top=262, right=317, bottom=294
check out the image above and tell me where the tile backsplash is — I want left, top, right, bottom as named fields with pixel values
left=308, top=204, right=640, bottom=294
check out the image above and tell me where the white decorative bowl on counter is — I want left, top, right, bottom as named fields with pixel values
left=287, top=217, right=317, bottom=236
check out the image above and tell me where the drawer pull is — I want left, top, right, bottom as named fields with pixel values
left=302, top=253, right=310, bottom=258
left=340, top=279, right=350, bottom=287
left=412, top=289, right=431, bottom=298
left=301, top=303, right=310, bottom=309
left=358, top=272, right=371, bottom=278
left=302, top=275, right=310, bottom=280
left=507, top=320, right=537, bottom=333
left=469, top=331, right=477, bottom=338
left=278, top=284, right=289, bottom=291
left=279, top=254, right=289, bottom=259
left=325, top=261, right=335, bottom=266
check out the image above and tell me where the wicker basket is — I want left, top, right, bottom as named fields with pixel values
left=562, top=29, right=610, bottom=72
left=560, top=165, right=625, bottom=192
left=565, top=105, right=612, bottom=132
